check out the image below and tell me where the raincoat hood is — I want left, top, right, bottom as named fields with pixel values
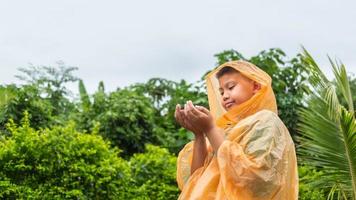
left=205, top=60, right=278, bottom=129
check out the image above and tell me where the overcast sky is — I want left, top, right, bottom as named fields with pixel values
left=1, top=0, right=355, bottom=95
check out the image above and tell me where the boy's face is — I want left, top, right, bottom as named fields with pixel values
left=218, top=72, right=261, bottom=111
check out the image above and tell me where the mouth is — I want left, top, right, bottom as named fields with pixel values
left=224, top=101, right=235, bottom=109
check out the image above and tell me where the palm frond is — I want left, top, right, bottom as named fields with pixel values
left=328, top=56, right=354, bottom=113
left=301, top=46, right=329, bottom=88
left=327, top=184, right=349, bottom=200
left=339, top=108, right=356, bottom=198
left=299, top=48, right=356, bottom=199
left=324, top=84, right=341, bottom=121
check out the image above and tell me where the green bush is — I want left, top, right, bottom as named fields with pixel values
left=0, top=112, right=130, bottom=199
left=298, top=165, right=326, bottom=200
left=128, top=144, right=179, bottom=200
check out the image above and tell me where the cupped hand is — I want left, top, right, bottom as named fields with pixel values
left=184, top=101, right=215, bottom=134
left=174, top=103, right=204, bottom=136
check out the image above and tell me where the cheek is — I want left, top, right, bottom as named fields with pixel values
left=230, top=87, right=242, bottom=102
left=231, top=86, right=252, bottom=103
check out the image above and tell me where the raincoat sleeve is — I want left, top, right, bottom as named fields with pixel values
left=176, top=139, right=214, bottom=191
left=176, top=141, right=194, bottom=190
left=217, top=111, right=287, bottom=199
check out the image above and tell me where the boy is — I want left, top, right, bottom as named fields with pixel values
left=175, top=60, right=298, bottom=200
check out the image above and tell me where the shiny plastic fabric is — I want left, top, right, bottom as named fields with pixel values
left=176, top=60, right=298, bottom=200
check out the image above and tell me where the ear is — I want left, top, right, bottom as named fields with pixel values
left=252, top=82, right=261, bottom=94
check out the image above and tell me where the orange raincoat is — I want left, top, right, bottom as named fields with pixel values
left=176, top=60, right=298, bottom=200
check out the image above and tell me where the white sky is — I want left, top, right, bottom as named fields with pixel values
left=1, top=0, right=355, bottom=96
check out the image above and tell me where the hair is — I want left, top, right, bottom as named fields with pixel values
left=215, top=66, right=239, bottom=79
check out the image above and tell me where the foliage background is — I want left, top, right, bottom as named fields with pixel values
left=0, top=48, right=354, bottom=199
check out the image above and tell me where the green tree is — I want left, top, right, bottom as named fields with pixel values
left=129, top=78, right=207, bottom=154
left=298, top=48, right=356, bottom=199
left=0, top=84, right=53, bottom=134
left=0, top=86, right=16, bottom=108
left=15, top=61, right=78, bottom=117
left=76, top=81, right=161, bottom=157
left=1, top=63, right=79, bottom=133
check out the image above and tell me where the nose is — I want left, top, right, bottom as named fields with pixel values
left=222, top=92, right=229, bottom=101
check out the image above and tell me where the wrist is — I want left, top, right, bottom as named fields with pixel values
left=204, top=124, right=217, bottom=136
left=192, top=129, right=204, bottom=136
left=204, top=125, right=224, bottom=153
left=194, top=133, right=205, bottom=140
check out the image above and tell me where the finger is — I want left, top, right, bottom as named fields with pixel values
left=184, top=102, right=190, bottom=116
left=186, top=107, right=200, bottom=122
left=174, top=104, right=179, bottom=119
left=187, top=110, right=198, bottom=122
left=188, top=101, right=203, bottom=116
left=186, top=102, right=198, bottom=117
left=184, top=107, right=197, bottom=123
left=175, top=104, right=182, bottom=119
left=183, top=115, right=194, bottom=127
left=187, top=101, right=206, bottom=119
left=176, top=105, right=185, bottom=125
left=178, top=109, right=189, bottom=125
left=196, top=106, right=211, bottom=115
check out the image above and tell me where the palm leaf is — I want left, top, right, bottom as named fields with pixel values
left=328, top=57, right=354, bottom=113
left=78, top=79, right=91, bottom=111
left=298, top=48, right=356, bottom=199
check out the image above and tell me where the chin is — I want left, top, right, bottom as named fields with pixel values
left=225, top=106, right=232, bottom=111
left=225, top=104, right=237, bottom=111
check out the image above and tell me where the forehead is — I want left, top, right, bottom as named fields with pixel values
left=218, top=72, right=241, bottom=87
